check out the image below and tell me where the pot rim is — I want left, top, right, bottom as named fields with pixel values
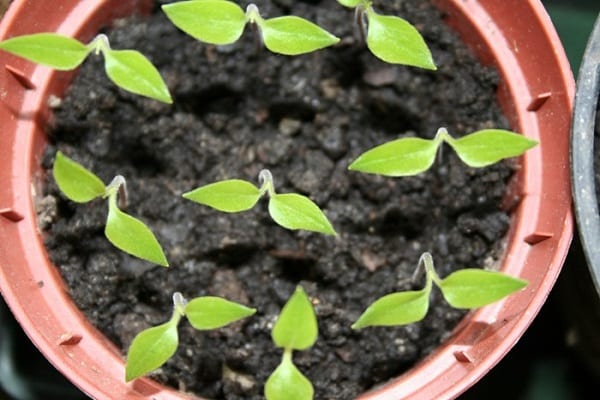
left=0, top=1, right=573, bottom=399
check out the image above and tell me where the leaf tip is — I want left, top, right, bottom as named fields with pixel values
left=424, top=60, right=437, bottom=71
left=350, top=321, right=364, bottom=330
left=247, top=307, right=258, bottom=317
left=347, top=157, right=368, bottom=173
left=124, top=368, right=137, bottom=383
left=159, top=92, right=174, bottom=104
left=514, top=278, right=529, bottom=290
left=158, top=257, right=170, bottom=268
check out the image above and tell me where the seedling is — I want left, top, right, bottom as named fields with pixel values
left=265, top=286, right=318, bottom=400
left=0, top=33, right=172, bottom=103
left=337, top=0, right=435, bottom=69
left=53, top=151, right=168, bottom=266
left=183, top=169, right=336, bottom=235
left=125, top=292, right=256, bottom=381
left=349, top=127, right=538, bottom=177
left=352, top=252, right=528, bottom=329
left=162, top=0, right=339, bottom=55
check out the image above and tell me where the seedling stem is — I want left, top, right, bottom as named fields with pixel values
left=259, top=169, right=276, bottom=197
left=88, top=33, right=111, bottom=55
left=413, top=252, right=442, bottom=287
left=105, top=175, right=128, bottom=209
left=354, top=7, right=367, bottom=44
left=245, top=3, right=263, bottom=25
left=173, top=292, right=187, bottom=317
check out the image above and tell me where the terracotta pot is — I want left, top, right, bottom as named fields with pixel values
left=0, top=0, right=573, bottom=399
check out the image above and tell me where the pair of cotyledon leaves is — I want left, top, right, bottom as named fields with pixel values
left=0, top=0, right=435, bottom=105
left=183, top=170, right=337, bottom=236
left=162, top=0, right=435, bottom=68
left=337, top=0, right=436, bottom=68
left=53, top=152, right=169, bottom=266
left=163, top=0, right=339, bottom=56
left=127, top=262, right=526, bottom=399
left=0, top=33, right=172, bottom=103
left=54, top=153, right=334, bottom=269
left=352, top=252, right=528, bottom=329
left=125, top=293, right=256, bottom=381
left=265, top=286, right=318, bottom=400
left=349, top=127, right=539, bottom=177
left=126, top=287, right=317, bottom=400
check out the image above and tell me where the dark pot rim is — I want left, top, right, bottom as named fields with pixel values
left=571, top=13, right=600, bottom=300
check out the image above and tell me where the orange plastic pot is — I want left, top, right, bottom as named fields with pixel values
left=0, top=0, right=573, bottom=399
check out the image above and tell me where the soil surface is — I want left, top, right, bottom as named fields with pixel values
left=40, top=0, right=513, bottom=398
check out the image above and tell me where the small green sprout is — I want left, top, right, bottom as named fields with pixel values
left=348, top=127, right=539, bottom=177
left=265, top=286, right=318, bottom=400
left=352, top=252, right=528, bottom=329
left=0, top=33, right=172, bottom=103
left=125, top=292, right=256, bottom=381
left=337, top=0, right=435, bottom=69
left=162, top=0, right=340, bottom=55
left=53, top=151, right=168, bottom=266
left=183, top=169, right=337, bottom=235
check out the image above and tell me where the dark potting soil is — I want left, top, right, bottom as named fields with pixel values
left=40, top=0, right=514, bottom=398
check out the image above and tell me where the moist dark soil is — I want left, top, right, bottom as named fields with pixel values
left=40, top=0, right=513, bottom=399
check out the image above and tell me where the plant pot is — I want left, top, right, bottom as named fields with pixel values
left=568, top=12, right=600, bottom=377
left=0, top=0, right=573, bottom=399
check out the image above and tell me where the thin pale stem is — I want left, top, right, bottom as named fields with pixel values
left=106, top=175, right=127, bottom=209
left=355, top=7, right=367, bottom=45
left=173, top=292, right=188, bottom=318
left=88, top=33, right=111, bottom=55
left=421, top=252, right=442, bottom=287
left=433, top=127, right=451, bottom=164
left=245, top=3, right=263, bottom=24
left=282, top=347, right=293, bottom=363
left=246, top=4, right=264, bottom=55
left=258, top=169, right=276, bottom=197
left=412, top=252, right=440, bottom=284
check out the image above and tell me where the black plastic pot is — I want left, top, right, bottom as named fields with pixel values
left=569, top=12, right=600, bottom=377
left=571, top=14, right=600, bottom=300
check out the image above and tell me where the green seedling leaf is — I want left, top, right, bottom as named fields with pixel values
left=102, top=49, right=172, bottom=103
left=185, top=297, right=256, bottom=330
left=439, top=269, right=528, bottom=309
left=162, top=0, right=246, bottom=45
left=352, top=286, right=431, bottom=329
left=366, top=11, right=436, bottom=69
left=272, top=286, right=318, bottom=351
left=125, top=320, right=178, bottom=381
left=0, top=33, right=89, bottom=70
left=448, top=129, right=538, bottom=168
left=183, top=180, right=261, bottom=212
left=269, top=193, right=336, bottom=235
left=348, top=137, right=439, bottom=176
left=53, top=151, right=106, bottom=203
left=260, top=16, right=340, bottom=55
left=265, top=352, right=313, bottom=400
left=337, top=0, right=362, bottom=7
left=106, top=197, right=169, bottom=266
